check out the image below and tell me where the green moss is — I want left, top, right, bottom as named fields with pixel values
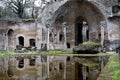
left=74, top=57, right=99, bottom=67
left=82, top=41, right=99, bottom=46
left=98, top=54, right=120, bottom=80
left=74, top=41, right=99, bottom=51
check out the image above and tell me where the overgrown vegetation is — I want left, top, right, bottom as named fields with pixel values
left=74, top=41, right=99, bottom=51
left=98, top=54, right=120, bottom=80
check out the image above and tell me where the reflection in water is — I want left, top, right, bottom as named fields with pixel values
left=0, top=55, right=109, bottom=80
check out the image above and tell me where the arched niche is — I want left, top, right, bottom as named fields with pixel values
left=7, top=29, right=14, bottom=50
left=29, top=39, right=35, bottom=47
left=18, top=36, right=24, bottom=46
left=51, top=1, right=108, bottom=46
left=75, top=19, right=89, bottom=45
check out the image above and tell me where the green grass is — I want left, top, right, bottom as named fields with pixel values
left=0, top=50, right=12, bottom=57
left=98, top=54, right=120, bottom=80
left=37, top=50, right=73, bottom=54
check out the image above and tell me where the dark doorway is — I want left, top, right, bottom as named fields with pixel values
left=29, top=39, right=35, bottom=46
left=75, top=20, right=89, bottom=45
left=7, top=29, right=14, bottom=50
left=67, top=43, right=70, bottom=48
left=75, top=22, right=83, bottom=45
left=59, top=34, right=63, bottom=41
left=87, top=29, right=89, bottom=40
left=18, top=36, right=24, bottom=46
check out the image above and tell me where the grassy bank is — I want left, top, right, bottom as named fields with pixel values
left=0, top=50, right=12, bottom=57
left=98, top=54, right=120, bottom=80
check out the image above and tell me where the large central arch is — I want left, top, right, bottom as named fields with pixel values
left=51, top=0, right=108, bottom=47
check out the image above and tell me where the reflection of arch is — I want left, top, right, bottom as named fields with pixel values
left=29, top=59, right=35, bottom=66
left=7, top=29, right=14, bottom=50
left=18, top=59, right=24, bottom=68
left=18, top=36, right=24, bottom=46
left=29, top=39, right=35, bottom=46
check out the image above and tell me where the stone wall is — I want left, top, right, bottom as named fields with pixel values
left=0, top=20, right=43, bottom=50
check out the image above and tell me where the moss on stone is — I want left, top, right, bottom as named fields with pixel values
left=74, top=41, right=99, bottom=50
left=74, top=57, right=99, bottom=67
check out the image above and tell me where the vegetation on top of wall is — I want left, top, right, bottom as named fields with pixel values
left=74, top=41, right=99, bottom=51
left=0, top=12, right=3, bottom=18
left=98, top=54, right=120, bottom=80
left=82, top=41, right=99, bottom=46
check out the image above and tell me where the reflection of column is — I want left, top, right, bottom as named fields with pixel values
left=63, top=56, right=67, bottom=80
left=82, top=66, right=87, bottom=80
left=47, top=56, right=50, bottom=78
left=62, top=22, right=67, bottom=50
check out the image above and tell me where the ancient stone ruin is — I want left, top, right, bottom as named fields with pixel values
left=0, top=0, right=119, bottom=51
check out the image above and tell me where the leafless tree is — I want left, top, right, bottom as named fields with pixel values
left=3, top=0, right=33, bottom=18
left=0, top=0, right=49, bottom=19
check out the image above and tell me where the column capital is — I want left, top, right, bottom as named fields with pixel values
left=46, top=24, right=50, bottom=28
left=62, top=22, right=67, bottom=27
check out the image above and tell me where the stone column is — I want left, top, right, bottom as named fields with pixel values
left=3, top=33, right=6, bottom=50
left=100, top=21, right=105, bottom=48
left=82, top=21, right=88, bottom=42
left=57, top=31, right=60, bottom=44
left=4, top=33, right=8, bottom=50
left=62, top=22, right=67, bottom=50
left=46, top=24, right=50, bottom=50
left=13, top=34, right=15, bottom=50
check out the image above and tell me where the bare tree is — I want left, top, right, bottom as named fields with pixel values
left=0, top=0, right=48, bottom=19
left=3, top=0, right=34, bottom=18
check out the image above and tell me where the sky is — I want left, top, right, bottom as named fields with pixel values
left=35, top=0, right=50, bottom=7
